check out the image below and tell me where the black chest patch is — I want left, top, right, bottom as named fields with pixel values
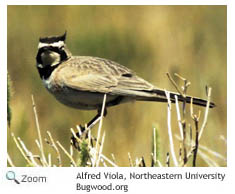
left=37, top=64, right=59, bottom=79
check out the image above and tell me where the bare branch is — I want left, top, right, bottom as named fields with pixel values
left=166, top=72, right=185, bottom=97
left=153, top=128, right=157, bottom=166
left=11, top=132, right=33, bottom=165
left=199, top=87, right=212, bottom=140
left=174, top=95, right=184, bottom=140
left=192, top=115, right=199, bottom=167
left=31, top=95, right=47, bottom=165
left=56, top=141, right=77, bottom=167
left=96, top=132, right=106, bottom=167
left=7, top=154, right=15, bottom=167
left=165, top=90, right=178, bottom=166
left=94, top=94, right=107, bottom=166
left=128, top=152, right=133, bottom=167
left=46, top=131, right=62, bottom=167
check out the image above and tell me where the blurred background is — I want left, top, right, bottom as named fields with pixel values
left=7, top=5, right=226, bottom=166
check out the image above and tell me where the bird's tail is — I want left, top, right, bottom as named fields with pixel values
left=136, top=88, right=215, bottom=108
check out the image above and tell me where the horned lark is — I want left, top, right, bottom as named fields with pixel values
left=36, top=32, right=215, bottom=127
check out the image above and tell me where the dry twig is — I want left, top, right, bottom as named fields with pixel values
left=165, top=90, right=178, bottom=166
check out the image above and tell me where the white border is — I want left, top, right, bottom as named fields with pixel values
left=0, top=0, right=7, bottom=168
left=1, top=0, right=234, bottom=193
left=227, top=1, right=234, bottom=169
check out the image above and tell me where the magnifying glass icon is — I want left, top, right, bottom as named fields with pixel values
left=6, top=171, right=20, bottom=184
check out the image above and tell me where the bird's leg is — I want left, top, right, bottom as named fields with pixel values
left=87, top=108, right=107, bottom=129
left=86, top=108, right=107, bottom=147
left=71, top=108, right=107, bottom=149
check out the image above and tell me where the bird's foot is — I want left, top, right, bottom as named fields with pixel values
left=71, top=124, right=92, bottom=150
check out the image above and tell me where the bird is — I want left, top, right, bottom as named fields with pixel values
left=36, top=32, right=215, bottom=129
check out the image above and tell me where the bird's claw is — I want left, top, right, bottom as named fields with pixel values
left=71, top=124, right=89, bottom=150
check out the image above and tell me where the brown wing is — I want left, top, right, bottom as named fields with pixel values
left=54, top=56, right=155, bottom=97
